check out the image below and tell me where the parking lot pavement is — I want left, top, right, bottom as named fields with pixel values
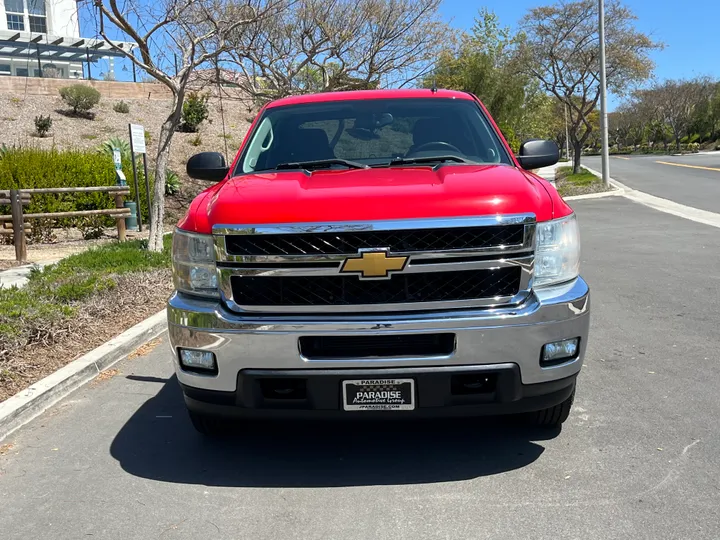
left=1, top=197, right=719, bottom=540
left=584, top=154, right=720, bottom=214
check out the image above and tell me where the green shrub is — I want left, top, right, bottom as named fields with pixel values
left=78, top=216, right=107, bottom=240
left=0, top=147, right=153, bottom=227
left=34, top=115, right=52, bottom=137
left=59, top=84, right=101, bottom=116
left=97, top=136, right=131, bottom=161
left=180, top=92, right=210, bottom=132
left=27, top=218, right=57, bottom=244
left=113, top=100, right=130, bottom=114
left=165, top=169, right=180, bottom=196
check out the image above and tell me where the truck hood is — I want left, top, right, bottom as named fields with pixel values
left=183, top=164, right=555, bottom=233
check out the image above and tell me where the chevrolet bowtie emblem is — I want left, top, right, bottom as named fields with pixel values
left=340, top=250, right=409, bottom=279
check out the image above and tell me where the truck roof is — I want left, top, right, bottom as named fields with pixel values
left=264, top=89, right=476, bottom=109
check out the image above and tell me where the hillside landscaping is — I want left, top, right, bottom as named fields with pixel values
left=0, top=237, right=172, bottom=402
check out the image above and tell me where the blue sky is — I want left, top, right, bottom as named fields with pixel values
left=440, top=0, right=720, bottom=109
left=84, top=0, right=720, bottom=110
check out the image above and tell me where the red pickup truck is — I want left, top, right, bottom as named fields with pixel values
left=168, top=89, right=590, bottom=436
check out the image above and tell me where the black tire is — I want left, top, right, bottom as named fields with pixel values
left=528, top=390, right=575, bottom=428
left=187, top=409, right=233, bottom=437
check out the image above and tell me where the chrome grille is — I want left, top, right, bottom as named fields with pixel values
left=215, top=215, right=536, bottom=314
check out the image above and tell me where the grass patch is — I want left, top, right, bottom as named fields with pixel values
left=0, top=236, right=171, bottom=364
left=555, top=166, right=612, bottom=197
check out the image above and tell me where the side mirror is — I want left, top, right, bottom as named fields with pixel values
left=186, top=152, right=229, bottom=182
left=516, top=140, right=559, bottom=170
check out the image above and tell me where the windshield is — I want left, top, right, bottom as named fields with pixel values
left=237, top=97, right=513, bottom=174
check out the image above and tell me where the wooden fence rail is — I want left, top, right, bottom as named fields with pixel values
left=0, top=186, right=131, bottom=263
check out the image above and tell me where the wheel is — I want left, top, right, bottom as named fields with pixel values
left=528, top=389, right=575, bottom=428
left=187, top=409, right=234, bottom=437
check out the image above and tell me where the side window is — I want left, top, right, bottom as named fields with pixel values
left=242, top=118, right=273, bottom=173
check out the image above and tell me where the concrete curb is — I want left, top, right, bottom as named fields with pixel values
left=564, top=189, right=623, bottom=201
left=582, top=165, right=720, bottom=229
left=0, top=309, right=168, bottom=442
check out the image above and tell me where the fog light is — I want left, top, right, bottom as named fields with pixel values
left=542, top=338, right=580, bottom=365
left=179, top=349, right=217, bottom=373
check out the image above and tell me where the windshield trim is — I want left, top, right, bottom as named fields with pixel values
left=231, top=97, right=515, bottom=178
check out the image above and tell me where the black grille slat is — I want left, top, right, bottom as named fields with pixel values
left=299, top=334, right=456, bottom=359
left=231, top=267, right=521, bottom=307
left=225, top=225, right=525, bottom=256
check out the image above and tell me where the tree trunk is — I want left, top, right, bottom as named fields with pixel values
left=675, top=134, right=681, bottom=152
left=147, top=93, right=184, bottom=252
left=572, top=140, right=582, bottom=174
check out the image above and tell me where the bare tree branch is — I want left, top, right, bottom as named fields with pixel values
left=519, top=0, right=661, bottom=172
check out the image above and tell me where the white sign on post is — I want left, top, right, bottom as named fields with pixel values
left=129, top=124, right=146, bottom=154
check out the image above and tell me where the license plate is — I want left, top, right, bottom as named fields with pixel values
left=342, top=379, right=415, bottom=411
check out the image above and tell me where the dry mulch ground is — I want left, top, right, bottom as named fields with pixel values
left=0, top=269, right=172, bottom=402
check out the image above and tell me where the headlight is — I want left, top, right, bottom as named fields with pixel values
left=534, top=214, right=580, bottom=287
left=172, top=229, right=218, bottom=297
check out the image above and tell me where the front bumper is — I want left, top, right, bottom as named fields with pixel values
left=180, top=366, right=578, bottom=419
left=167, top=277, right=590, bottom=416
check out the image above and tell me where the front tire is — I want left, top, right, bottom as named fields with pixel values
left=528, top=389, right=575, bottom=428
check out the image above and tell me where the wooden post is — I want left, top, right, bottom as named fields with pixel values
left=10, top=189, right=27, bottom=263
left=114, top=193, right=126, bottom=242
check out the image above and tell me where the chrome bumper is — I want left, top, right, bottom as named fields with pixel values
left=167, top=277, right=590, bottom=392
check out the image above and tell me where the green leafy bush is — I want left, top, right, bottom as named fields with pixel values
left=113, top=100, right=130, bottom=114
left=180, top=92, right=210, bottom=132
left=0, top=148, right=153, bottom=229
left=97, top=136, right=131, bottom=161
left=165, top=169, right=180, bottom=196
left=34, top=115, right=52, bottom=137
left=78, top=216, right=107, bottom=240
left=59, top=84, right=101, bottom=116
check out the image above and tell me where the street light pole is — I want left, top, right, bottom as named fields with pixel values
left=599, top=0, right=610, bottom=186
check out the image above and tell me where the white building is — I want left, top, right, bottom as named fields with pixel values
left=0, top=0, right=134, bottom=79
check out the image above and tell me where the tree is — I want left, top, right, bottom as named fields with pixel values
left=426, top=9, right=530, bottom=148
left=225, top=0, right=447, bottom=102
left=650, top=79, right=708, bottom=151
left=95, top=0, right=285, bottom=251
left=520, top=0, right=661, bottom=173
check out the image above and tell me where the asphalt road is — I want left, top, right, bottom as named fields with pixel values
left=2, top=197, right=720, bottom=539
left=584, top=153, right=720, bottom=213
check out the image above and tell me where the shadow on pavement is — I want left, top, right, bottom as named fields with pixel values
left=112, top=375, right=557, bottom=487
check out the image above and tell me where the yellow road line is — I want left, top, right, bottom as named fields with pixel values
left=614, top=156, right=631, bottom=160
left=655, top=161, right=720, bottom=172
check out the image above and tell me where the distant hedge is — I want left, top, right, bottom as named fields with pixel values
left=0, top=147, right=152, bottom=228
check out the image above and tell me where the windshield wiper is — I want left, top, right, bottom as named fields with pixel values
left=275, top=158, right=369, bottom=171
left=375, top=155, right=472, bottom=167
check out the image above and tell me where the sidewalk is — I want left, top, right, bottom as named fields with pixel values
left=0, top=260, right=59, bottom=289
left=534, top=160, right=569, bottom=186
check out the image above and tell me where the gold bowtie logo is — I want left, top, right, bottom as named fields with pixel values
left=340, top=250, right=408, bottom=279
